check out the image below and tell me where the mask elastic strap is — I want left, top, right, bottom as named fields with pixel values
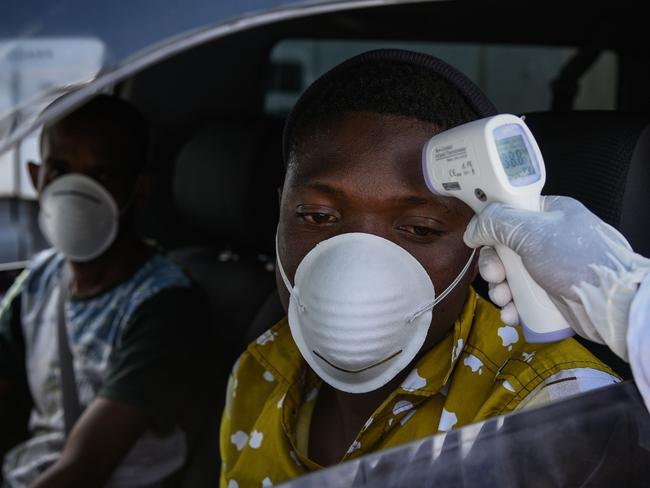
left=275, top=231, right=307, bottom=312
left=275, top=231, right=294, bottom=292
left=407, top=248, right=477, bottom=324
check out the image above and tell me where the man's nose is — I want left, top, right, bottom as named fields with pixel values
left=340, top=215, right=398, bottom=245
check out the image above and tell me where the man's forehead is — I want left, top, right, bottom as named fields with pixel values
left=43, top=120, right=130, bottom=163
left=288, top=143, right=429, bottom=195
left=281, top=112, right=477, bottom=212
left=290, top=112, right=439, bottom=169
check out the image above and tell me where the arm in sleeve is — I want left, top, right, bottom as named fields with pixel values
left=99, top=285, right=214, bottom=431
left=0, top=270, right=28, bottom=384
left=31, top=397, right=149, bottom=488
left=219, top=370, right=237, bottom=488
left=219, top=347, right=279, bottom=487
left=33, top=286, right=215, bottom=487
left=628, top=272, right=650, bottom=413
left=0, top=270, right=33, bottom=458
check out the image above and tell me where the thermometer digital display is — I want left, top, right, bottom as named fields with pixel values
left=422, top=114, right=574, bottom=343
left=494, top=124, right=541, bottom=185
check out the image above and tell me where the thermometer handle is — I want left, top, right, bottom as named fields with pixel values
left=494, top=244, right=574, bottom=343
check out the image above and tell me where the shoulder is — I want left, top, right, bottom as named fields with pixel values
left=0, top=268, right=30, bottom=316
left=118, top=253, right=194, bottom=325
left=498, top=337, right=620, bottom=409
left=129, top=253, right=192, bottom=296
left=221, top=320, right=294, bottom=446
left=245, top=318, right=304, bottom=386
left=124, top=284, right=207, bottom=326
left=118, top=280, right=210, bottom=352
left=236, top=317, right=303, bottom=383
left=222, top=318, right=298, bottom=424
left=466, top=294, right=617, bottom=378
left=467, top=294, right=619, bottom=416
left=514, top=366, right=620, bottom=411
left=23, top=248, right=63, bottom=295
left=462, top=294, right=527, bottom=377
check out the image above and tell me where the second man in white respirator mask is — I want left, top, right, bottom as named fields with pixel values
left=0, top=95, right=213, bottom=487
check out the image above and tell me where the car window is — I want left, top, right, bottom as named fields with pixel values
left=0, top=39, right=105, bottom=270
left=0, top=0, right=351, bottom=154
left=0, top=39, right=105, bottom=200
left=265, top=39, right=618, bottom=116
left=281, top=381, right=650, bottom=487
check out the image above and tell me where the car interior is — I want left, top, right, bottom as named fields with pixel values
left=116, top=2, right=650, bottom=378
left=2, top=2, right=650, bottom=486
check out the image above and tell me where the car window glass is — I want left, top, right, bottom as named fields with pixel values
left=265, top=39, right=618, bottom=116
left=0, top=39, right=105, bottom=199
left=281, top=381, right=650, bottom=487
left=0, top=39, right=104, bottom=268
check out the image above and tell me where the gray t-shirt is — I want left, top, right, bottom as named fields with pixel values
left=0, top=249, right=212, bottom=487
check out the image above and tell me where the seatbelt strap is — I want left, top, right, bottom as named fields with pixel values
left=57, top=264, right=83, bottom=436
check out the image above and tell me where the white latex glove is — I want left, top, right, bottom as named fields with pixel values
left=464, top=195, right=650, bottom=361
left=629, top=274, right=650, bottom=412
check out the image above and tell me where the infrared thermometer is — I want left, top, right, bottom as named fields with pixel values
left=422, top=114, right=574, bottom=343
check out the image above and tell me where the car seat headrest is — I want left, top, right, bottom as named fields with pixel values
left=174, top=123, right=261, bottom=246
left=524, top=111, right=650, bottom=256
left=173, top=121, right=283, bottom=252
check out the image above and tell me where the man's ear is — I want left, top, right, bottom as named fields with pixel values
left=27, top=161, right=40, bottom=192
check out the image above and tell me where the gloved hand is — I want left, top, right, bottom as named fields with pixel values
left=464, top=195, right=650, bottom=361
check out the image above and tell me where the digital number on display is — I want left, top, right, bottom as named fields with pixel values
left=496, top=135, right=536, bottom=180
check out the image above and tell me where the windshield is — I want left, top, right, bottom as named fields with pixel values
left=280, top=381, right=650, bottom=487
left=265, top=39, right=617, bottom=116
left=0, top=0, right=380, bottom=156
left=0, top=38, right=105, bottom=198
left=0, top=1, right=648, bottom=486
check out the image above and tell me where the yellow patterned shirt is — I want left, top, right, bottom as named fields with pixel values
left=220, top=290, right=619, bottom=487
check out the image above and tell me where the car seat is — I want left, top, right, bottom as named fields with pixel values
left=524, top=111, right=650, bottom=256
left=518, top=110, right=650, bottom=379
left=171, top=120, right=283, bottom=365
left=169, top=119, right=283, bottom=487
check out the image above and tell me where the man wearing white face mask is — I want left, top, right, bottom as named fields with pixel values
left=219, top=50, right=621, bottom=487
left=0, top=96, right=212, bottom=487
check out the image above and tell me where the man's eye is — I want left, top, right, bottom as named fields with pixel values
left=397, top=225, right=443, bottom=238
left=408, top=226, right=433, bottom=236
left=296, top=205, right=341, bottom=225
left=301, top=212, right=339, bottom=225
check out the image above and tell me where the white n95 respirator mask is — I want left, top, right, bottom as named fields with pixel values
left=38, top=173, right=119, bottom=262
left=277, top=232, right=475, bottom=394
